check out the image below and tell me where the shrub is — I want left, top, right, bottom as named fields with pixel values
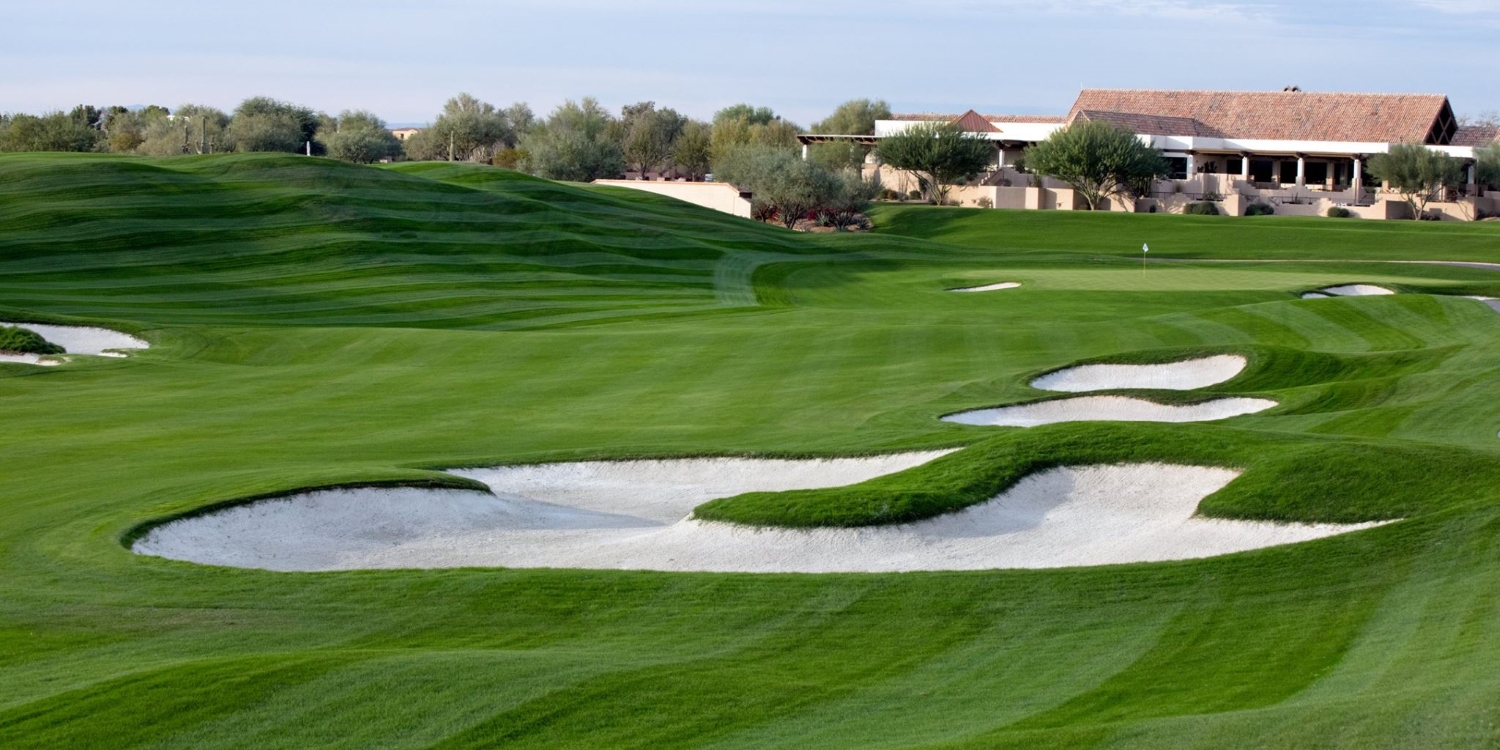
left=907, top=189, right=923, bottom=200
left=1245, top=202, right=1276, bottom=216
left=0, top=326, right=63, bottom=355
left=976, top=196, right=993, bottom=209
left=878, top=188, right=901, bottom=201
left=1327, top=206, right=1356, bottom=219
left=1184, top=201, right=1220, bottom=216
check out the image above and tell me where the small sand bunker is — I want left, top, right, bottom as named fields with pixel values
left=1032, top=355, right=1246, bottom=393
left=0, top=322, right=148, bottom=363
left=1309, top=285, right=1396, bottom=297
left=949, top=282, right=1021, bottom=293
left=943, top=396, right=1275, bottom=427
left=132, top=460, right=1386, bottom=573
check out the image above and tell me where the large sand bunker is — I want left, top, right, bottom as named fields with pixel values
left=949, top=282, right=1021, bottom=293
left=943, top=396, right=1275, bottom=427
left=1032, top=355, right=1246, bottom=393
left=0, top=322, right=147, bottom=365
left=132, top=460, right=1385, bottom=573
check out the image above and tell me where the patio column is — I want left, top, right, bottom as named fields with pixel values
left=801, top=143, right=809, bottom=161
left=1296, top=155, right=1306, bottom=188
left=1469, top=162, right=1478, bottom=187
left=996, top=146, right=1006, bottom=171
left=1241, top=153, right=1251, bottom=180
left=1352, top=156, right=1364, bottom=195
left=1185, top=152, right=1196, bottom=178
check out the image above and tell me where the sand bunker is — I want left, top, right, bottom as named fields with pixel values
left=943, top=396, right=1275, bottom=427
left=950, top=282, right=1021, bottom=293
left=0, top=322, right=148, bottom=362
left=132, top=460, right=1386, bottom=573
left=1032, top=355, right=1246, bottom=393
left=1309, top=284, right=1396, bottom=297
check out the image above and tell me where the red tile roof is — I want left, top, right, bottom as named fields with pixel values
left=1453, top=125, right=1499, bottom=147
left=1066, top=89, right=1456, bottom=144
left=889, top=113, right=1066, bottom=124
left=950, top=109, right=1000, bottom=133
left=1070, top=110, right=1209, bottom=137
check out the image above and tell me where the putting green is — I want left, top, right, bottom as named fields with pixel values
left=4, top=153, right=1500, bottom=748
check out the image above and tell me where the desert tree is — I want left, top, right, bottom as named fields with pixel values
left=1475, top=145, right=1500, bottom=188
left=809, top=98, right=891, bottom=170
left=225, top=97, right=322, bottom=154
left=615, top=101, right=686, bottom=176
left=709, top=104, right=800, bottom=163
left=519, top=98, right=624, bottom=182
left=673, top=120, right=713, bottom=181
left=0, top=110, right=101, bottom=152
left=875, top=122, right=994, bottom=204
left=1022, top=119, right=1169, bottom=210
left=713, top=145, right=843, bottom=228
left=137, top=104, right=230, bottom=156
left=322, top=111, right=403, bottom=164
left=425, top=93, right=513, bottom=162
left=1368, top=143, right=1466, bottom=219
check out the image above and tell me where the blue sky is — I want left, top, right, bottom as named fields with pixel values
left=3, top=0, right=1497, bottom=126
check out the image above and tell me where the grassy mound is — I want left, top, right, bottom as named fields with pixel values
left=8, top=176, right=1500, bottom=747
left=0, top=326, right=62, bottom=355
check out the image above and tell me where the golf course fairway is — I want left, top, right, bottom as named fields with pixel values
left=4, top=152, right=1500, bottom=748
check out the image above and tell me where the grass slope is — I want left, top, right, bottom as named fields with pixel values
left=4, top=160, right=1500, bottom=747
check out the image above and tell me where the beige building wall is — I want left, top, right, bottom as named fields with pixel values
left=593, top=180, right=754, bottom=219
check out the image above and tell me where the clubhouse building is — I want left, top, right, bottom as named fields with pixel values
left=798, top=88, right=1499, bottom=220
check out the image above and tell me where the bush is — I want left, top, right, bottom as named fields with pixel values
left=1245, top=202, right=1276, bottom=216
left=976, top=196, right=993, bottom=209
left=1327, top=206, right=1356, bottom=219
left=0, top=326, right=63, bottom=355
left=1184, top=201, right=1220, bottom=216
left=878, top=188, right=901, bottom=201
left=907, top=189, right=923, bottom=201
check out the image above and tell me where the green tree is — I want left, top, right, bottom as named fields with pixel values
left=809, top=98, right=891, bottom=170
left=709, top=105, right=800, bottom=164
left=820, top=169, right=880, bottom=230
left=714, top=145, right=842, bottom=228
left=504, top=103, right=536, bottom=136
left=673, top=120, right=713, bottom=181
left=1367, top=143, right=1466, bottom=219
left=519, top=98, right=624, bottom=182
left=1474, top=145, right=1500, bottom=188
left=713, top=104, right=777, bottom=127
left=428, top=93, right=513, bottom=162
left=875, top=122, right=995, bottom=204
left=1022, top=119, right=1170, bottom=210
left=615, top=101, right=686, bottom=176
left=226, top=97, right=321, bottom=154
left=321, top=110, right=403, bottom=164
left=138, top=105, right=230, bottom=156
left=0, top=111, right=101, bottom=152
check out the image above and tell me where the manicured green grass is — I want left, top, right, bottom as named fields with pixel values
left=4, top=156, right=1500, bottom=748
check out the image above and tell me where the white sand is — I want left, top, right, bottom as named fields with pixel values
left=0, top=322, right=148, bottom=359
left=949, top=282, right=1021, bottom=293
left=1315, top=284, right=1396, bottom=297
left=943, top=396, right=1275, bottom=427
left=1300, top=292, right=1332, bottom=300
left=0, top=353, right=60, bottom=366
left=132, top=461, right=1387, bottom=573
left=1031, top=355, right=1247, bottom=392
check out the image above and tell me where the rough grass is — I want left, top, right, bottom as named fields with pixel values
left=4, top=161, right=1500, bottom=748
left=0, top=325, right=62, bottom=355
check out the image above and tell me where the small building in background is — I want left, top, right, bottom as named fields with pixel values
left=390, top=128, right=422, bottom=142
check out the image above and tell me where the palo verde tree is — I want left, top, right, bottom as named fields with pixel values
left=519, top=98, right=625, bottom=182
left=1367, top=143, right=1465, bottom=219
left=1023, top=119, right=1169, bottom=210
left=615, top=101, right=686, bottom=176
left=672, top=120, right=713, bottom=181
left=808, top=98, right=891, bottom=170
left=137, top=104, right=230, bottom=156
left=321, top=111, right=403, bottom=164
left=875, top=122, right=994, bottom=204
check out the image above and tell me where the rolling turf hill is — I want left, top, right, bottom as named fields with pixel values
left=3, top=154, right=1500, bottom=749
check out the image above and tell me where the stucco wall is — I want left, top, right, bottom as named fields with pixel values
left=593, top=180, right=753, bottom=219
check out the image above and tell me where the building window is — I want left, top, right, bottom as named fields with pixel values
left=1250, top=160, right=1275, bottom=183
left=1227, top=157, right=1243, bottom=175
left=1304, top=162, right=1329, bottom=185
left=1166, top=157, right=1188, bottom=180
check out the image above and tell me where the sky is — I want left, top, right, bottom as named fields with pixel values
left=3, top=0, right=1498, bottom=127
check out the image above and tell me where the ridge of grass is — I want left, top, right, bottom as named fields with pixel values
left=0, top=326, right=62, bottom=355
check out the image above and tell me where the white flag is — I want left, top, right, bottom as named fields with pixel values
left=1142, top=243, right=1149, bottom=253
